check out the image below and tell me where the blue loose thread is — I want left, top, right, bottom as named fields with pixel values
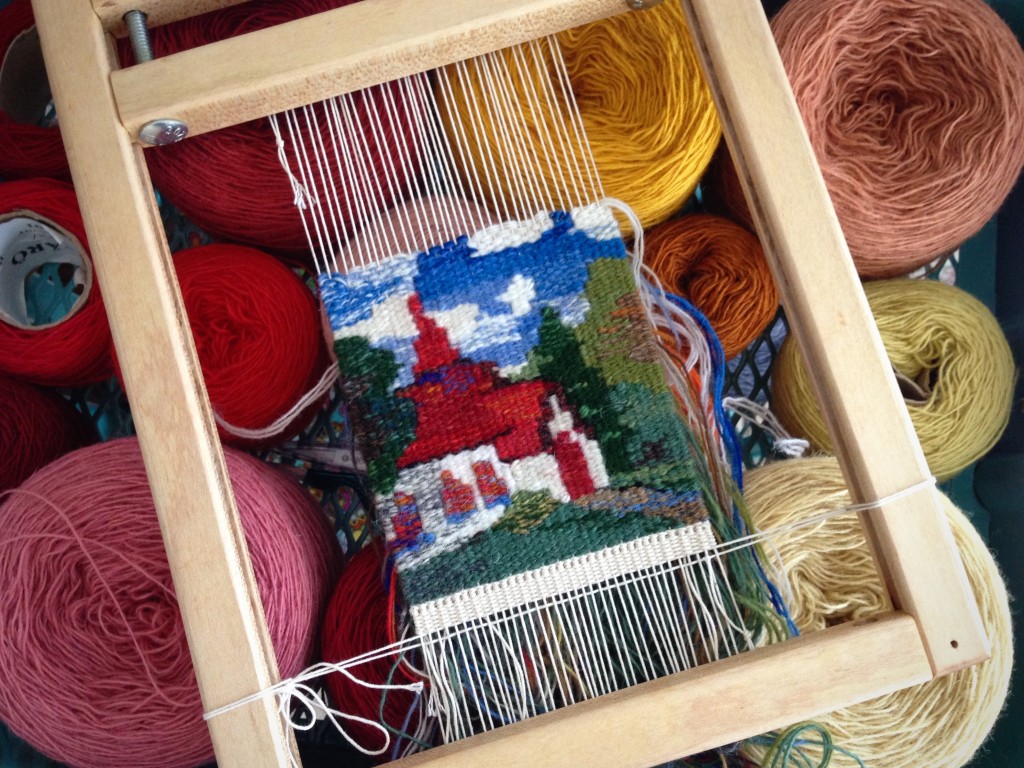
left=665, top=292, right=799, bottom=638
left=664, top=292, right=745, bottom=486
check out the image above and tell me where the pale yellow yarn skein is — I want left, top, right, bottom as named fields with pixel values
left=772, top=278, right=1016, bottom=480
left=743, top=456, right=1013, bottom=768
left=437, top=1, right=720, bottom=237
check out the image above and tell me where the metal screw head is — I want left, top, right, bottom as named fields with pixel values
left=627, top=0, right=664, bottom=8
left=139, top=119, right=189, bottom=146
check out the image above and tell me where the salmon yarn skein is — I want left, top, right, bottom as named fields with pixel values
left=707, top=0, right=1024, bottom=278
left=133, top=0, right=416, bottom=254
left=0, top=438, right=340, bottom=768
left=646, top=214, right=778, bottom=359
left=743, top=457, right=1013, bottom=768
left=771, top=279, right=1015, bottom=481
left=437, top=0, right=719, bottom=236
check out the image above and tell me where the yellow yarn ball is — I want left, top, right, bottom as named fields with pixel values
left=742, top=456, right=1013, bottom=768
left=437, top=2, right=720, bottom=236
left=772, top=278, right=1016, bottom=480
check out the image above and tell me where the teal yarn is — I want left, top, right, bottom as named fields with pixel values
left=749, top=723, right=866, bottom=768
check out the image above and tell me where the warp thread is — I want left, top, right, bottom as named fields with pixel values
left=0, top=178, right=114, bottom=386
left=320, top=541, right=423, bottom=759
left=171, top=243, right=333, bottom=448
left=705, top=0, right=1024, bottom=278
left=771, top=278, right=1016, bottom=481
left=742, top=456, right=1013, bottom=768
left=129, top=0, right=417, bottom=255
left=0, top=438, right=341, bottom=768
left=438, top=0, right=720, bottom=236
left=0, top=375, right=94, bottom=493
left=338, top=195, right=498, bottom=271
left=0, top=0, right=68, bottom=180
left=645, top=213, right=779, bottom=359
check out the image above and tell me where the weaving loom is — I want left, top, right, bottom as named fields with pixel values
left=266, top=27, right=781, bottom=749
left=29, top=1, right=988, bottom=766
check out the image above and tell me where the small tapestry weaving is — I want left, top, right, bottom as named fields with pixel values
left=321, top=203, right=743, bottom=740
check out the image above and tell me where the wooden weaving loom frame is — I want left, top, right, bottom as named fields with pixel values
left=28, top=1, right=989, bottom=766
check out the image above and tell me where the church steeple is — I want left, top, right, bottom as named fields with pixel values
left=409, top=294, right=458, bottom=376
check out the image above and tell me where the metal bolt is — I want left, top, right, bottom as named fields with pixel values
left=139, top=119, right=189, bottom=146
left=123, top=11, right=188, bottom=146
left=123, top=10, right=153, bottom=63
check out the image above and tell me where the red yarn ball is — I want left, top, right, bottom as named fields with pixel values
left=0, top=179, right=114, bottom=386
left=128, top=0, right=418, bottom=255
left=173, top=243, right=330, bottom=448
left=322, top=541, right=423, bottom=757
left=0, top=0, right=70, bottom=180
left=0, top=376, right=94, bottom=492
left=0, top=438, right=341, bottom=768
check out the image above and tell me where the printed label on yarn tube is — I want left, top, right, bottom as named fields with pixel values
left=0, top=214, right=89, bottom=329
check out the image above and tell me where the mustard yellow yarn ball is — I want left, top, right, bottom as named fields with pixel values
left=437, top=2, right=720, bottom=236
left=771, top=279, right=1015, bottom=480
left=742, top=456, right=1013, bottom=768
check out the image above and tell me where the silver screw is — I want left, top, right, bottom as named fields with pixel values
left=122, top=11, right=188, bottom=145
left=123, top=10, right=153, bottom=63
left=139, top=119, right=189, bottom=146
left=628, top=0, right=664, bottom=8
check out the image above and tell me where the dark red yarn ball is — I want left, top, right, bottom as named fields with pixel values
left=0, top=0, right=69, bottom=180
left=322, top=542, right=422, bottom=757
left=0, top=375, right=95, bottom=493
left=173, top=243, right=329, bottom=448
left=0, top=179, right=114, bottom=387
left=125, top=0, right=418, bottom=255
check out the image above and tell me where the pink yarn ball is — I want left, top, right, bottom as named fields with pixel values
left=0, top=438, right=341, bottom=768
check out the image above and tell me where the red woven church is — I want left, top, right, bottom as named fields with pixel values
left=386, top=294, right=608, bottom=554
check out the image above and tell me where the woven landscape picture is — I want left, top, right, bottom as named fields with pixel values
left=320, top=204, right=712, bottom=608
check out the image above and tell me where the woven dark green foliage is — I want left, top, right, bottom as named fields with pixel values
left=610, top=383, right=691, bottom=467
left=533, top=305, right=633, bottom=474
left=333, top=336, right=416, bottom=494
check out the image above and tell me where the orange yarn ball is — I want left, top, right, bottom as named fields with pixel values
left=645, top=214, right=778, bottom=359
